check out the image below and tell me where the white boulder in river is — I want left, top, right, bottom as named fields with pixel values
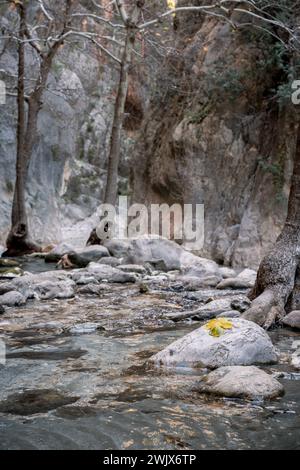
left=150, top=318, right=278, bottom=369
left=197, top=366, right=284, bottom=400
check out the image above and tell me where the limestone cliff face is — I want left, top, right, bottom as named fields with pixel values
left=131, top=13, right=295, bottom=269
left=0, top=6, right=126, bottom=246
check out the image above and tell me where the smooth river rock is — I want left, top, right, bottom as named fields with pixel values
left=0, top=291, right=27, bottom=307
left=66, top=246, right=110, bottom=268
left=149, top=318, right=278, bottom=369
left=282, top=311, right=300, bottom=330
left=198, top=366, right=284, bottom=399
left=104, top=237, right=220, bottom=274
left=71, top=263, right=137, bottom=284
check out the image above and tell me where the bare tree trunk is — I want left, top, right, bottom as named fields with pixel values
left=243, top=118, right=300, bottom=328
left=87, top=30, right=136, bottom=246
left=87, top=2, right=143, bottom=245
left=4, top=2, right=72, bottom=256
left=3, top=5, right=40, bottom=257
left=104, top=28, right=135, bottom=206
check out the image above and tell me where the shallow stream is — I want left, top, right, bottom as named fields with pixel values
left=0, top=259, right=299, bottom=450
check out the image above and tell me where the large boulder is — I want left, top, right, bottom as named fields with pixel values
left=65, top=246, right=109, bottom=268
left=197, top=366, right=284, bottom=399
left=149, top=318, right=278, bottom=369
left=104, top=237, right=220, bottom=274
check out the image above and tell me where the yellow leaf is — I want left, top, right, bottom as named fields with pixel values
left=167, top=0, right=176, bottom=17
left=205, top=318, right=233, bottom=337
left=167, top=0, right=176, bottom=9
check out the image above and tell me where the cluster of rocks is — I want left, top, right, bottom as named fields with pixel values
left=1, top=237, right=299, bottom=388
left=0, top=237, right=256, bottom=310
left=149, top=318, right=284, bottom=400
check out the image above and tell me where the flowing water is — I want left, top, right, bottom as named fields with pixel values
left=0, top=260, right=299, bottom=450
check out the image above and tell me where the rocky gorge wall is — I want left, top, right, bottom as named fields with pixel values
left=0, top=2, right=296, bottom=269
left=0, top=6, right=130, bottom=247
left=131, top=7, right=296, bottom=269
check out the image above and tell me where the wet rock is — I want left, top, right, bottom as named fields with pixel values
left=0, top=271, right=66, bottom=291
left=0, top=258, right=19, bottom=268
left=68, top=323, right=105, bottom=334
left=103, top=239, right=132, bottom=259
left=230, top=297, right=251, bottom=313
left=77, top=284, right=109, bottom=295
left=6, top=349, right=87, bottom=360
left=0, top=271, right=73, bottom=301
left=0, top=389, right=79, bottom=415
left=238, top=269, right=257, bottom=283
left=198, top=366, right=284, bottom=400
left=0, top=291, right=27, bottom=307
left=291, top=350, right=300, bottom=370
left=117, top=265, right=147, bottom=275
left=0, top=305, right=5, bottom=314
left=66, top=246, right=110, bottom=268
left=34, top=279, right=75, bottom=300
left=104, top=237, right=220, bottom=274
left=166, top=295, right=250, bottom=322
left=217, top=269, right=257, bottom=289
left=72, top=273, right=98, bottom=285
left=0, top=267, right=24, bottom=279
left=180, top=275, right=222, bottom=290
left=145, top=259, right=168, bottom=272
left=150, top=318, right=278, bottom=369
left=219, top=267, right=237, bottom=279
left=99, top=257, right=124, bottom=267
left=87, top=263, right=136, bottom=283
left=217, top=278, right=253, bottom=289
left=282, top=311, right=300, bottom=330
left=45, top=243, right=75, bottom=263
left=143, top=274, right=169, bottom=283
left=185, top=289, right=240, bottom=302
left=199, top=296, right=250, bottom=318
left=217, top=310, right=241, bottom=318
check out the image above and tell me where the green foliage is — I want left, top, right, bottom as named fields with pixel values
left=5, top=180, right=14, bottom=193
left=52, top=61, right=64, bottom=78
left=187, top=101, right=212, bottom=124
left=258, top=155, right=285, bottom=202
left=51, top=145, right=60, bottom=161
left=207, top=65, right=245, bottom=103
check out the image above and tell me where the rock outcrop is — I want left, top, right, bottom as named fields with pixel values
left=131, top=3, right=294, bottom=269
left=150, top=318, right=278, bottom=369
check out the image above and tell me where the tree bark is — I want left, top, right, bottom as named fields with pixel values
left=87, top=2, right=142, bottom=244
left=4, top=2, right=72, bottom=257
left=3, top=4, right=40, bottom=257
left=104, top=28, right=136, bottom=206
left=243, top=118, right=300, bottom=328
